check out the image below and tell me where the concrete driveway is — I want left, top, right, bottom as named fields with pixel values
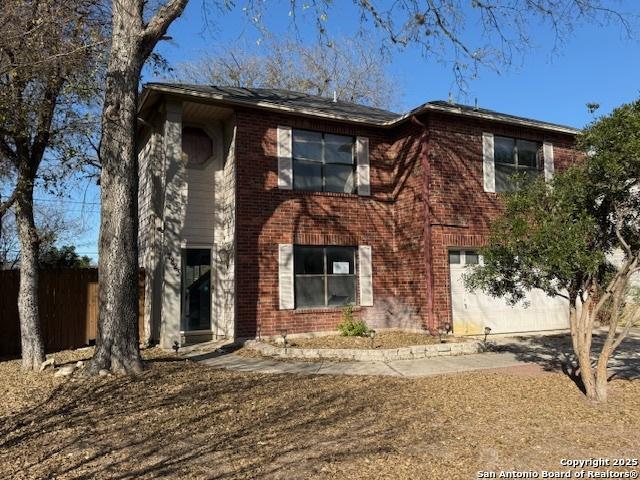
left=490, top=327, right=640, bottom=380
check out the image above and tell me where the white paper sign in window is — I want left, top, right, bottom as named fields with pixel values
left=333, top=262, right=350, bottom=274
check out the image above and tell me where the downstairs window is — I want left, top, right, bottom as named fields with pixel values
left=294, top=246, right=356, bottom=308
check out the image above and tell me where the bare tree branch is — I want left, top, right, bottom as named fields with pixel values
left=0, top=189, right=17, bottom=217
left=140, top=0, right=189, bottom=58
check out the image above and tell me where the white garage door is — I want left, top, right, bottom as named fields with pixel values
left=449, top=250, right=569, bottom=335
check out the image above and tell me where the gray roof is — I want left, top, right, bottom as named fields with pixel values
left=420, top=100, right=580, bottom=134
left=144, top=83, right=400, bottom=124
left=142, top=82, right=580, bottom=135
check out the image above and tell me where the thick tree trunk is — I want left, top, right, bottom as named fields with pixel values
left=89, top=18, right=144, bottom=374
left=14, top=181, right=45, bottom=371
left=89, top=0, right=186, bottom=374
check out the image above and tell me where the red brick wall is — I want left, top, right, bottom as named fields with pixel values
left=234, top=108, right=399, bottom=338
left=386, top=120, right=431, bottom=330
left=426, top=112, right=578, bottom=327
left=233, top=107, right=577, bottom=337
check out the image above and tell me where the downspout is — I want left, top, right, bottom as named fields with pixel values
left=410, top=115, right=436, bottom=332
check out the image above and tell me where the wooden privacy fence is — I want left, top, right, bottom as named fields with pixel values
left=0, top=269, right=145, bottom=358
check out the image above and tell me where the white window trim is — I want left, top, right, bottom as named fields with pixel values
left=543, top=141, right=554, bottom=181
left=278, top=244, right=295, bottom=310
left=279, top=127, right=370, bottom=196
left=277, top=126, right=293, bottom=190
left=356, top=136, right=371, bottom=196
left=482, top=132, right=495, bottom=193
left=358, top=245, right=373, bottom=306
left=484, top=133, right=554, bottom=193
left=290, top=129, right=359, bottom=194
left=291, top=245, right=360, bottom=309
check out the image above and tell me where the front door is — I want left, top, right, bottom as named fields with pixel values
left=181, top=248, right=212, bottom=332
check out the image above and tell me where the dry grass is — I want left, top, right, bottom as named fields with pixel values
left=266, top=331, right=467, bottom=350
left=0, top=348, right=639, bottom=480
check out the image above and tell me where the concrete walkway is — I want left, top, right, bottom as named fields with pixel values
left=188, top=350, right=530, bottom=377
left=184, top=329, right=640, bottom=378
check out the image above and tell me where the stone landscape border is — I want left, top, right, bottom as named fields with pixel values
left=245, top=339, right=485, bottom=362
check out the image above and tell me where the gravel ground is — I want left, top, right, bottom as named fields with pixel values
left=265, top=331, right=468, bottom=350
left=0, top=348, right=638, bottom=480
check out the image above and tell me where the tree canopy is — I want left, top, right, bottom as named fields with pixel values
left=0, top=0, right=107, bottom=370
left=176, top=36, right=399, bottom=109
left=244, top=0, right=631, bottom=89
left=465, top=99, right=640, bottom=401
left=466, top=100, right=640, bottom=304
left=39, top=245, right=92, bottom=269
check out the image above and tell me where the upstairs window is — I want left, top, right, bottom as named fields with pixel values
left=292, top=130, right=356, bottom=193
left=494, top=136, right=543, bottom=192
left=182, top=126, right=214, bottom=167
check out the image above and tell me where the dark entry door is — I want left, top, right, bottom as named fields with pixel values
left=181, top=248, right=212, bottom=331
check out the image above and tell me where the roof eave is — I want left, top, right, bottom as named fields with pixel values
left=141, top=83, right=581, bottom=136
left=410, top=103, right=581, bottom=136
left=141, top=83, right=393, bottom=127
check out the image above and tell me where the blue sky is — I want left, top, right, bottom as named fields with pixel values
left=42, top=0, right=640, bottom=260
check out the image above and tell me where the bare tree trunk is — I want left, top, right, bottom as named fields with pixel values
left=592, top=305, right=618, bottom=403
left=89, top=0, right=186, bottom=374
left=89, top=20, right=144, bottom=375
left=592, top=274, right=631, bottom=402
left=569, top=296, right=598, bottom=400
left=14, top=180, right=45, bottom=370
left=593, top=350, right=610, bottom=401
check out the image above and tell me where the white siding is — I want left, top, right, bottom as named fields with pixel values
left=160, top=100, right=185, bottom=349
left=176, top=122, right=225, bottom=247
left=138, top=128, right=154, bottom=263
left=137, top=128, right=154, bottom=345
left=212, top=119, right=237, bottom=338
left=137, top=114, right=167, bottom=345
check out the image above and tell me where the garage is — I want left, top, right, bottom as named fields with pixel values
left=449, top=250, right=570, bottom=335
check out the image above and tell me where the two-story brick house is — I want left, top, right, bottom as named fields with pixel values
left=136, top=83, right=579, bottom=348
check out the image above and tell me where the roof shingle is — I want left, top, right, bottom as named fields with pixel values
left=142, top=82, right=580, bottom=134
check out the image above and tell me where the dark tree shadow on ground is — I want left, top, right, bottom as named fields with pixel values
left=490, top=330, right=640, bottom=392
left=0, top=358, right=446, bottom=479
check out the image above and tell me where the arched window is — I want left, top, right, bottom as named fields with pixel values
left=182, top=126, right=213, bottom=166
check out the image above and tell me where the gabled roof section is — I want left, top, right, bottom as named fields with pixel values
left=143, top=83, right=399, bottom=124
left=412, top=101, right=580, bottom=135
left=141, top=82, right=580, bottom=135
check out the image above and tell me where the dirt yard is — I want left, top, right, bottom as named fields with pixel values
left=1, top=347, right=639, bottom=480
left=266, top=331, right=468, bottom=349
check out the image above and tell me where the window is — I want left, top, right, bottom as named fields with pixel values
left=448, top=250, right=481, bottom=266
left=465, top=251, right=479, bottom=265
left=181, top=248, right=211, bottom=331
left=292, top=130, right=356, bottom=193
left=182, top=127, right=213, bottom=167
left=294, top=246, right=356, bottom=308
left=494, top=136, right=543, bottom=192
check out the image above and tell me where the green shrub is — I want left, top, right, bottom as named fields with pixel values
left=337, top=305, right=369, bottom=336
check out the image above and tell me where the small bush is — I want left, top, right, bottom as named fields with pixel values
left=337, top=305, right=369, bottom=336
